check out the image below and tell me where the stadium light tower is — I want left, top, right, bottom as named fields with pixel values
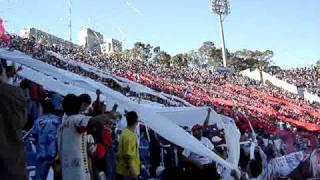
left=212, top=0, right=230, bottom=67
left=68, top=0, right=72, bottom=42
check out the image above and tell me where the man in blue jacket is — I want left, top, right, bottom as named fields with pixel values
left=32, top=100, right=62, bottom=180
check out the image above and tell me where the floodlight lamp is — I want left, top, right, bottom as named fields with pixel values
left=212, top=0, right=230, bottom=16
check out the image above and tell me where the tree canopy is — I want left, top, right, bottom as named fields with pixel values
left=120, top=41, right=274, bottom=71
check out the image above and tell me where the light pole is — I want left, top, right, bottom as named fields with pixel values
left=67, top=0, right=72, bottom=42
left=212, top=0, right=230, bottom=67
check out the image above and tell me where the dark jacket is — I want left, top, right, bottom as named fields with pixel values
left=0, top=83, right=28, bottom=180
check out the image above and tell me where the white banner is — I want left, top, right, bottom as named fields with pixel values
left=221, top=116, right=241, bottom=166
left=260, top=151, right=304, bottom=179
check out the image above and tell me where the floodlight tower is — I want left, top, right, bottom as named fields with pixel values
left=68, top=0, right=72, bottom=42
left=212, top=0, right=230, bottom=67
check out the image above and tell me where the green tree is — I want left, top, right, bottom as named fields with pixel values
left=158, top=51, right=171, bottom=66
left=258, top=50, right=274, bottom=62
left=228, top=55, right=257, bottom=71
left=233, top=49, right=274, bottom=70
left=199, top=41, right=215, bottom=55
left=198, top=41, right=215, bottom=66
left=122, top=49, right=132, bottom=59
left=207, top=48, right=224, bottom=67
left=171, top=53, right=189, bottom=67
left=131, top=42, right=153, bottom=61
left=131, top=42, right=142, bottom=59
left=153, top=46, right=160, bottom=54
left=143, top=43, right=153, bottom=61
left=152, top=46, right=161, bottom=62
left=198, top=41, right=227, bottom=67
left=188, top=50, right=202, bottom=67
left=316, top=59, right=320, bottom=68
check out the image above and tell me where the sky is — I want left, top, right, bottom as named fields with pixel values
left=0, top=0, right=319, bottom=68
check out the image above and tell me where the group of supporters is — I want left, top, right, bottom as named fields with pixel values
left=1, top=60, right=148, bottom=179
left=7, top=35, right=320, bottom=133
left=1, top=58, right=320, bottom=180
left=1, top=32, right=320, bottom=179
left=0, top=35, right=186, bottom=107
left=268, top=66, right=320, bottom=96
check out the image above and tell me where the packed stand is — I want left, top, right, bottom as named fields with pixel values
left=1, top=35, right=320, bottom=179
left=1, top=34, right=320, bottom=143
left=1, top=35, right=186, bottom=107
left=2, top=35, right=320, bottom=132
left=268, top=66, right=320, bottom=96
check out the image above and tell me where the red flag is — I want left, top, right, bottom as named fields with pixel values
left=0, top=18, right=9, bottom=41
left=0, top=18, right=5, bottom=37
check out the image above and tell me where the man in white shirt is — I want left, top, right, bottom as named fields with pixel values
left=183, top=124, right=220, bottom=179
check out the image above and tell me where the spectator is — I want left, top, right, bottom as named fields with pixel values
left=79, top=93, right=92, bottom=113
left=20, top=79, right=42, bottom=130
left=182, top=124, right=221, bottom=179
left=58, top=94, right=111, bottom=180
left=0, top=63, right=28, bottom=180
left=50, top=92, right=64, bottom=112
left=31, top=100, right=62, bottom=180
left=87, top=105, right=121, bottom=180
left=246, top=148, right=264, bottom=179
left=5, top=65, right=17, bottom=85
left=116, top=111, right=140, bottom=180
left=2, top=32, right=320, bottom=179
left=91, top=89, right=107, bottom=116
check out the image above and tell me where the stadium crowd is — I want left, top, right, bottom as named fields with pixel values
left=1, top=35, right=187, bottom=107
left=268, top=66, right=320, bottom=96
left=3, top=35, right=320, bottom=130
left=0, top=33, right=320, bottom=179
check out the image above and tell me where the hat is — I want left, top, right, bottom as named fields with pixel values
left=192, top=124, right=203, bottom=131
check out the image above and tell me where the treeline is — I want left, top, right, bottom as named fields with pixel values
left=110, top=41, right=274, bottom=71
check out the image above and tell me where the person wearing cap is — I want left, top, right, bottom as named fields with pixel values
left=182, top=108, right=220, bottom=179
left=116, top=111, right=140, bottom=180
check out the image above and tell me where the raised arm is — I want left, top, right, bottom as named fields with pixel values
left=96, top=89, right=101, bottom=103
left=203, top=108, right=211, bottom=129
